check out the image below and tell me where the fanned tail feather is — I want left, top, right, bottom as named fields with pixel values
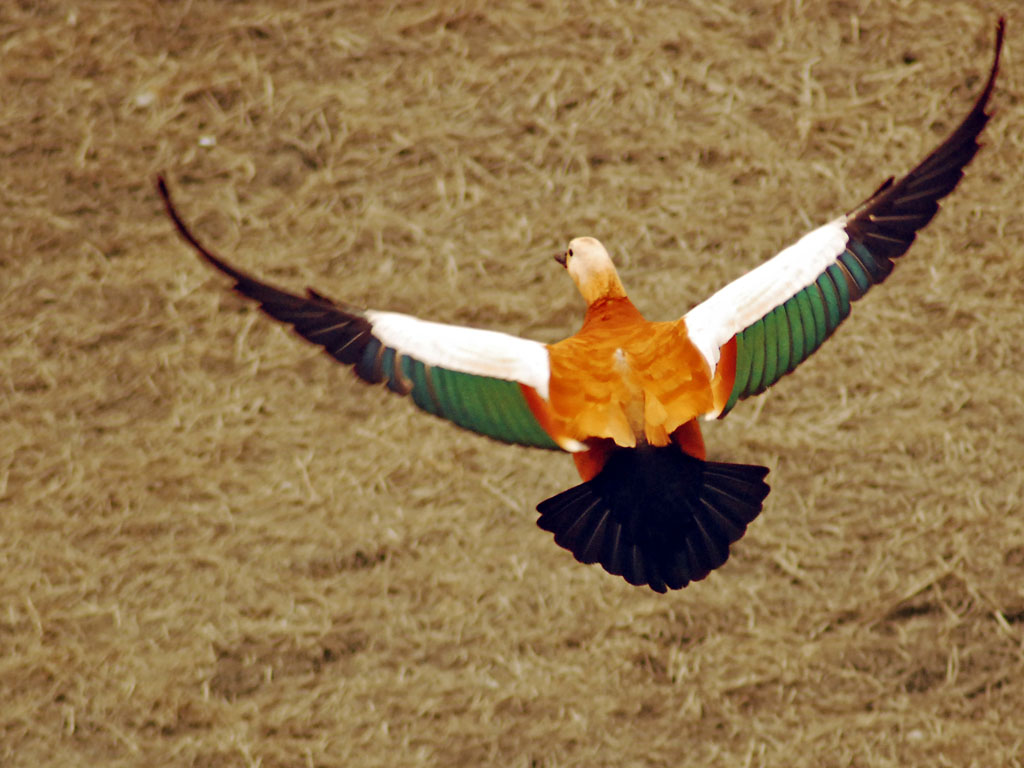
left=536, top=446, right=770, bottom=592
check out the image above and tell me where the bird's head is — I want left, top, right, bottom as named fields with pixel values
left=555, top=236, right=627, bottom=305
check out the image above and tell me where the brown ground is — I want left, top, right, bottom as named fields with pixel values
left=4, top=1, right=1024, bottom=766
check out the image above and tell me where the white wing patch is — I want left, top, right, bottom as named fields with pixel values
left=683, top=219, right=850, bottom=375
left=366, top=310, right=552, bottom=399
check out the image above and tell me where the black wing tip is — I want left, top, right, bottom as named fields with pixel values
left=975, top=16, right=1004, bottom=117
left=156, top=177, right=346, bottom=309
left=844, top=18, right=1002, bottom=255
left=979, top=17, right=1004, bottom=121
left=157, top=177, right=374, bottom=358
left=156, top=174, right=251, bottom=285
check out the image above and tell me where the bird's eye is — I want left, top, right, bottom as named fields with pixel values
left=567, top=248, right=573, bottom=258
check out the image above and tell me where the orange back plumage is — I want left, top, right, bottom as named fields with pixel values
left=544, top=298, right=715, bottom=448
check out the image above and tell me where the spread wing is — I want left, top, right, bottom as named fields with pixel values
left=158, top=179, right=568, bottom=451
left=684, top=19, right=1003, bottom=418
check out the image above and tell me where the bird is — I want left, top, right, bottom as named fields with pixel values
left=158, top=19, right=1003, bottom=593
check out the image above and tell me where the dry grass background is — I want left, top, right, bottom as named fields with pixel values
left=3, top=0, right=1024, bottom=765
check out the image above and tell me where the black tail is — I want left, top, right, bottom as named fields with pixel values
left=536, top=446, right=770, bottom=592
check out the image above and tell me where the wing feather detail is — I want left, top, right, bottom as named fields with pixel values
left=157, top=178, right=562, bottom=450
left=687, top=19, right=1003, bottom=418
left=365, top=310, right=550, bottom=396
left=684, top=220, right=850, bottom=379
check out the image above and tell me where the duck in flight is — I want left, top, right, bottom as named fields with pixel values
left=159, top=20, right=1003, bottom=592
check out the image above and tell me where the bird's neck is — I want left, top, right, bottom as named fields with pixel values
left=577, top=269, right=628, bottom=306
left=581, top=295, right=645, bottom=330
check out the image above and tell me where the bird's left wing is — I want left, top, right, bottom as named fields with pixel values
left=684, top=18, right=1003, bottom=418
left=158, top=178, right=568, bottom=451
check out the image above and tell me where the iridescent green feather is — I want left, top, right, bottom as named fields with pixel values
left=718, top=238, right=887, bottom=418
left=744, top=319, right=767, bottom=395
left=839, top=250, right=872, bottom=294
left=758, top=310, right=779, bottom=396
left=434, top=369, right=560, bottom=448
left=816, top=272, right=842, bottom=330
left=807, top=283, right=828, bottom=349
left=371, top=348, right=560, bottom=449
left=790, top=290, right=816, bottom=352
left=772, top=304, right=792, bottom=374
left=784, top=299, right=805, bottom=374
left=849, top=240, right=890, bottom=282
left=428, top=363, right=476, bottom=433
left=722, top=328, right=755, bottom=415
left=404, top=357, right=440, bottom=415
left=826, top=264, right=852, bottom=316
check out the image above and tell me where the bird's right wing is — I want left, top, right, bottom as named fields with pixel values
left=683, top=18, right=1003, bottom=418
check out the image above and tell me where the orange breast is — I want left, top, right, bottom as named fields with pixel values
left=543, top=298, right=715, bottom=447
